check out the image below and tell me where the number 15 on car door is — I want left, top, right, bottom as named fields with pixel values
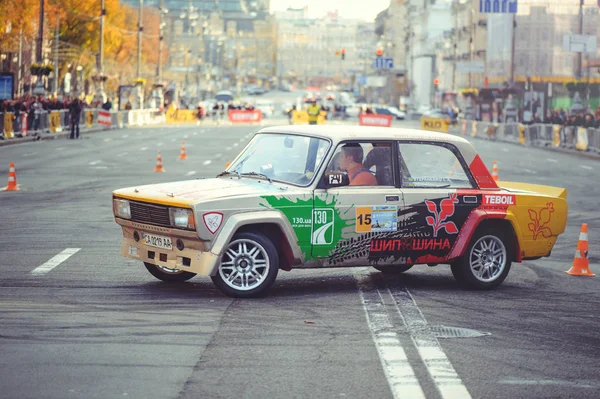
left=355, top=206, right=398, bottom=233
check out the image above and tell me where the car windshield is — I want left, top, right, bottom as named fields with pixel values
left=225, top=134, right=330, bottom=186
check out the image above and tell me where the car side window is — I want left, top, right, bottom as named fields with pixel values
left=325, top=142, right=393, bottom=186
left=398, top=143, right=473, bottom=188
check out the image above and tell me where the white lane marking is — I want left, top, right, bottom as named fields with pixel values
left=522, top=168, right=537, bottom=174
left=233, top=143, right=239, bottom=147
left=171, top=138, right=176, bottom=142
left=123, top=134, right=129, bottom=138
left=184, top=135, right=189, bottom=139
left=104, top=138, right=112, bottom=142
left=31, top=248, right=81, bottom=275
left=140, top=147, right=148, bottom=151
left=117, top=152, right=128, bottom=157
left=390, top=286, right=472, bottom=399
left=56, top=147, right=65, bottom=151
left=215, top=153, right=223, bottom=158
left=193, top=132, right=198, bottom=136
left=186, top=171, right=196, bottom=176
left=546, top=158, right=558, bottom=163
left=89, top=160, right=102, bottom=166
left=137, top=132, right=141, bottom=135
left=239, top=138, right=245, bottom=142
left=157, top=142, right=164, bottom=147
left=226, top=147, right=232, bottom=151
left=580, top=165, right=593, bottom=170
left=501, top=148, right=509, bottom=152
left=203, top=160, right=212, bottom=166
left=91, top=166, right=108, bottom=170
left=355, top=271, right=426, bottom=399
left=22, top=152, right=37, bottom=157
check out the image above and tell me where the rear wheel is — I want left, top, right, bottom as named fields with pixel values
left=211, top=232, right=279, bottom=298
left=373, top=264, right=413, bottom=274
left=452, top=227, right=512, bottom=290
left=144, top=262, right=196, bottom=282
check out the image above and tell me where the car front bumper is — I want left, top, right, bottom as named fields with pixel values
left=115, top=218, right=219, bottom=276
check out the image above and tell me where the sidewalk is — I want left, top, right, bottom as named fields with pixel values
left=0, top=126, right=115, bottom=147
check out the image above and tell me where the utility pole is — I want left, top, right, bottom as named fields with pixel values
left=509, top=14, right=516, bottom=84
left=577, top=0, right=583, bottom=79
left=157, top=0, right=164, bottom=83
left=99, top=0, right=105, bottom=94
left=54, top=17, right=59, bottom=95
left=18, top=29, right=23, bottom=96
left=37, top=0, right=44, bottom=64
left=137, top=0, right=144, bottom=79
left=452, top=1, right=457, bottom=92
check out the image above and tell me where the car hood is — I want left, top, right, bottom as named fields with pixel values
left=113, top=177, right=290, bottom=207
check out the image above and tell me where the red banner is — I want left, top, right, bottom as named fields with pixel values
left=98, top=110, right=112, bottom=126
left=359, top=114, right=392, bottom=127
left=228, top=110, right=262, bottom=124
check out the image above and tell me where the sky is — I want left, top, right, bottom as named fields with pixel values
left=270, top=0, right=392, bottom=21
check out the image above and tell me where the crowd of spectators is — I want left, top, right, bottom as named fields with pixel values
left=541, top=106, right=600, bottom=129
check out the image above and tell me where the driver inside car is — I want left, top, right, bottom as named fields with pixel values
left=339, top=143, right=378, bottom=186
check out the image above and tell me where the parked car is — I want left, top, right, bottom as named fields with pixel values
left=112, top=126, right=568, bottom=297
left=387, top=106, right=406, bottom=120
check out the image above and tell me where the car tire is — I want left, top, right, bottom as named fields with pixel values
left=451, top=227, right=512, bottom=290
left=373, top=264, right=414, bottom=274
left=144, top=262, right=197, bottom=282
left=211, top=232, right=279, bottom=298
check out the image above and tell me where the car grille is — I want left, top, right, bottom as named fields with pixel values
left=130, top=201, right=171, bottom=228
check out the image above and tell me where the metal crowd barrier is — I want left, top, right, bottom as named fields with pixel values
left=1, top=108, right=165, bottom=140
left=453, top=119, right=600, bottom=155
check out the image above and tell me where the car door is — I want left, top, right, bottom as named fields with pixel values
left=394, top=141, right=480, bottom=265
left=311, top=141, right=404, bottom=266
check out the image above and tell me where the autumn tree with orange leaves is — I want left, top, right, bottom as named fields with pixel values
left=0, top=0, right=168, bottom=95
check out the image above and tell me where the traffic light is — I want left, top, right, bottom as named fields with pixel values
left=341, top=48, right=345, bottom=60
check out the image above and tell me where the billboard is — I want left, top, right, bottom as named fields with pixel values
left=0, top=73, right=15, bottom=100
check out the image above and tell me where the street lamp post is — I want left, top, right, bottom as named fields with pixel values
left=157, top=1, right=168, bottom=84
left=99, top=0, right=105, bottom=89
left=137, top=0, right=144, bottom=79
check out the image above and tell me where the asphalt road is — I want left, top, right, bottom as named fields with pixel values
left=0, top=118, right=599, bottom=399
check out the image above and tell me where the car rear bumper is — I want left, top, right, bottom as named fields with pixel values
left=116, top=218, right=219, bottom=275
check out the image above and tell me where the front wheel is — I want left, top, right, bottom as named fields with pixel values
left=144, top=262, right=197, bottom=282
left=451, top=228, right=512, bottom=290
left=211, top=232, right=279, bottom=298
left=373, top=264, right=413, bottom=274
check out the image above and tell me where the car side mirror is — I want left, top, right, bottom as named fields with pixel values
left=323, top=172, right=349, bottom=188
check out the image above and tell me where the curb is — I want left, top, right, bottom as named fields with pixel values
left=0, top=126, right=117, bottom=147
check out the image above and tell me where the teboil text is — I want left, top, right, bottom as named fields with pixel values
left=483, top=194, right=516, bottom=206
left=370, top=238, right=451, bottom=252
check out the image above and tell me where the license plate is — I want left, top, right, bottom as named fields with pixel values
left=141, top=232, right=172, bottom=250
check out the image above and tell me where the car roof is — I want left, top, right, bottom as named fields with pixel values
left=257, top=125, right=464, bottom=143
left=256, top=125, right=477, bottom=160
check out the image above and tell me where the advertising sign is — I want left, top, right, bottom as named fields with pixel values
left=228, top=110, right=262, bottom=124
left=359, top=114, right=392, bottom=127
left=0, top=73, right=14, bottom=100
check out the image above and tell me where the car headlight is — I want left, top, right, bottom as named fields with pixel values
left=113, top=198, right=131, bottom=219
left=169, top=208, right=196, bottom=230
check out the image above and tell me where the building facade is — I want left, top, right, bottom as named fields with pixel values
left=275, top=8, right=361, bottom=87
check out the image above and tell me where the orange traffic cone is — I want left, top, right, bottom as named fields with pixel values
left=565, top=224, right=594, bottom=276
left=154, top=151, right=165, bottom=172
left=2, top=162, right=19, bottom=191
left=491, top=161, right=499, bottom=182
left=179, top=141, right=187, bottom=160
